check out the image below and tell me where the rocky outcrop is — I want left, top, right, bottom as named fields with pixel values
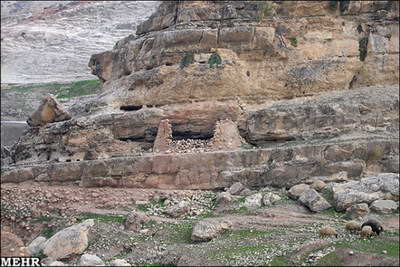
left=27, top=95, right=71, bottom=127
left=42, top=219, right=94, bottom=260
left=332, top=173, right=399, bottom=211
left=191, top=219, right=232, bottom=242
left=89, top=1, right=399, bottom=108
left=2, top=1, right=399, bottom=192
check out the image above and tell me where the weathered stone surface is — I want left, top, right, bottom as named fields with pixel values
left=244, top=193, right=263, bottom=208
left=79, top=254, right=105, bottom=266
left=27, top=95, right=71, bottom=127
left=191, top=219, right=232, bottom=242
left=370, top=200, right=399, bottom=214
left=311, top=180, right=327, bottom=191
left=124, top=211, right=150, bottom=232
left=289, top=184, right=310, bottom=200
left=345, top=203, right=370, bottom=219
left=110, top=259, right=131, bottom=266
left=262, top=192, right=281, bottom=206
left=164, top=201, right=190, bottom=218
left=333, top=173, right=400, bottom=211
left=48, top=261, right=67, bottom=266
left=246, top=86, right=399, bottom=145
left=43, top=219, right=94, bottom=260
left=209, top=119, right=246, bottom=151
left=215, top=192, right=233, bottom=209
left=27, top=236, right=47, bottom=256
left=298, top=189, right=332, bottom=212
left=227, top=182, right=246, bottom=195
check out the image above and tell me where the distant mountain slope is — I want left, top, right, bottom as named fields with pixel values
left=1, top=1, right=159, bottom=84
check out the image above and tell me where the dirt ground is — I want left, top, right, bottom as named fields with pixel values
left=1, top=182, right=399, bottom=266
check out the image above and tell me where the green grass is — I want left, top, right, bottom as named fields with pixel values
left=316, top=251, right=342, bottom=266
left=320, top=208, right=343, bottom=218
left=165, top=221, right=194, bottom=244
left=289, top=37, right=298, bottom=47
left=78, top=212, right=126, bottom=224
left=196, top=211, right=216, bottom=219
left=32, top=216, right=55, bottom=223
left=267, top=256, right=291, bottom=266
left=7, top=79, right=101, bottom=99
left=222, top=229, right=272, bottom=240
left=334, top=237, right=399, bottom=257
left=41, top=227, right=56, bottom=239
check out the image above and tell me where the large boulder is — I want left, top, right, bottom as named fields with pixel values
left=333, top=173, right=399, bottom=211
left=27, top=236, right=47, bottom=256
left=370, top=200, right=399, bottom=214
left=191, top=219, right=232, bottom=242
left=27, top=95, right=71, bottom=127
left=298, top=189, right=332, bottom=212
left=288, top=184, right=310, bottom=200
left=79, top=254, right=105, bottom=266
left=124, top=211, right=150, bottom=232
left=42, top=219, right=94, bottom=260
left=244, top=193, right=263, bottom=208
left=345, top=203, right=370, bottom=219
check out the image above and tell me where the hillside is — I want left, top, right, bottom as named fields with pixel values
left=1, top=1, right=159, bottom=84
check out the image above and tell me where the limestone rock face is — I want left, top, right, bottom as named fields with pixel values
left=333, top=173, right=399, bottom=211
left=27, top=95, right=71, bottom=127
left=43, top=219, right=94, bottom=260
left=2, top=1, right=399, bottom=192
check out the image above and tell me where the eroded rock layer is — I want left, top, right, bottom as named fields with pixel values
left=2, top=1, right=399, bottom=189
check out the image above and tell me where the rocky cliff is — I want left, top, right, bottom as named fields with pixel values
left=2, top=1, right=399, bottom=190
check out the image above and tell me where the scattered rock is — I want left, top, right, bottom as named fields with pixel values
left=311, top=180, right=327, bottom=191
left=124, top=211, right=150, bottom=232
left=227, top=182, right=245, bottom=195
left=262, top=192, right=281, bottom=206
left=27, top=95, right=71, bottom=127
left=327, top=171, right=349, bottom=183
left=191, top=219, right=232, bottom=242
left=165, top=200, right=190, bottom=218
left=215, top=192, right=233, bottom=209
left=332, top=173, right=399, bottom=211
left=298, top=189, right=332, bottom=212
left=349, top=250, right=354, bottom=255
left=0, top=231, right=27, bottom=257
left=370, top=200, right=399, bottom=214
left=43, top=219, right=94, bottom=260
left=27, top=236, right=47, bottom=256
left=110, top=259, right=131, bottom=266
left=345, top=203, right=370, bottom=219
left=48, top=261, right=67, bottom=266
left=79, top=254, right=105, bottom=266
left=288, top=184, right=310, bottom=200
left=244, top=193, right=263, bottom=208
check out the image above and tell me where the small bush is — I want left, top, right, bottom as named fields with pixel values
left=180, top=52, right=194, bottom=69
left=329, top=0, right=338, bottom=11
left=208, top=52, right=222, bottom=68
left=289, top=37, right=298, bottom=47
